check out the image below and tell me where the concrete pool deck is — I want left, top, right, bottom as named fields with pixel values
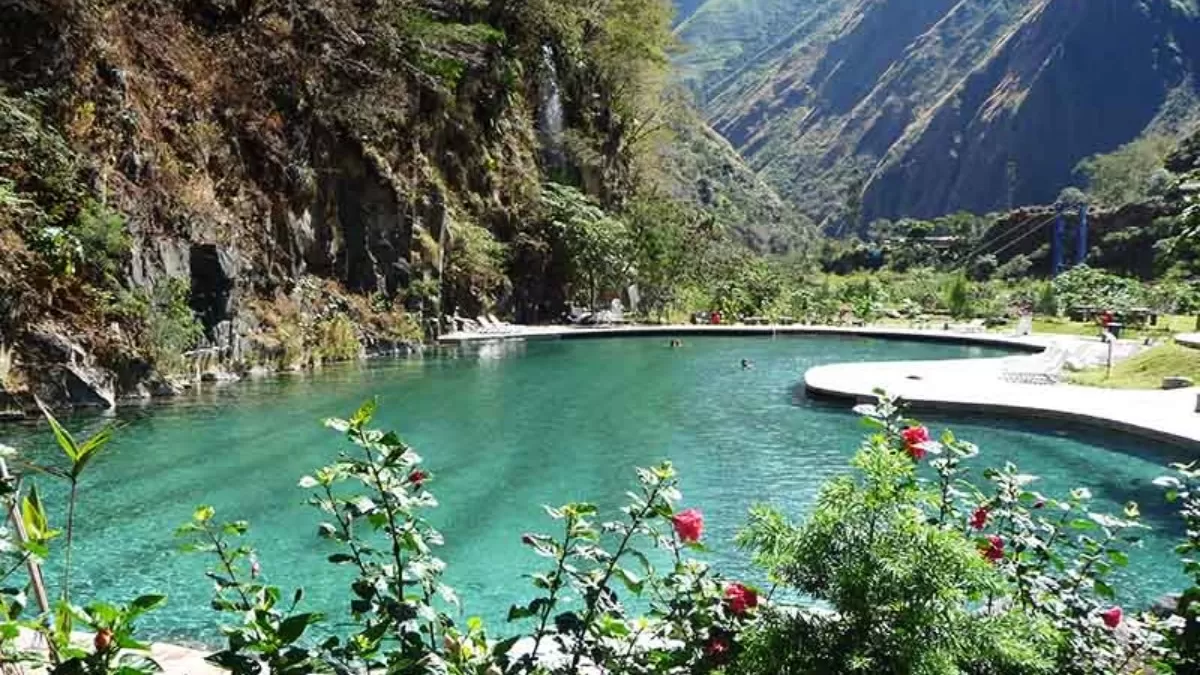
left=439, top=323, right=1049, bottom=351
left=804, top=351, right=1200, bottom=449
left=441, top=324, right=1200, bottom=449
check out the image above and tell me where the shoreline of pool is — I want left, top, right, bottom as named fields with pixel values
left=441, top=324, right=1200, bottom=449
left=439, top=324, right=1049, bottom=353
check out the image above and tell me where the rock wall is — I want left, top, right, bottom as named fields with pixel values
left=0, top=0, right=626, bottom=410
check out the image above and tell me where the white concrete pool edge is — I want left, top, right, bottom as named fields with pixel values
left=439, top=323, right=1049, bottom=352
left=804, top=351, right=1200, bottom=450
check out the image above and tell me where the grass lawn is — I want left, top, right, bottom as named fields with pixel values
left=1033, top=315, right=1197, bottom=340
left=1067, top=342, right=1200, bottom=389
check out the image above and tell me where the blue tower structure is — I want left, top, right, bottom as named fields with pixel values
left=1052, top=204, right=1065, bottom=277
left=1077, top=204, right=1088, bottom=266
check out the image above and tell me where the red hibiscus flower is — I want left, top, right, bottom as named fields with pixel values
left=982, top=535, right=1004, bottom=563
left=901, top=426, right=931, bottom=460
left=705, top=635, right=730, bottom=658
left=408, top=470, right=428, bottom=488
left=672, top=509, right=705, bottom=544
left=724, top=583, right=759, bottom=616
left=1101, top=606, right=1123, bottom=629
left=970, top=507, right=990, bottom=531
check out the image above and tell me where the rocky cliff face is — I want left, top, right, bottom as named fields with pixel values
left=0, top=0, right=674, bottom=409
left=678, top=0, right=1200, bottom=226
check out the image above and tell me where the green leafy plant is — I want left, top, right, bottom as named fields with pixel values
left=177, top=507, right=323, bottom=675
left=1155, top=463, right=1200, bottom=672
left=0, top=406, right=163, bottom=675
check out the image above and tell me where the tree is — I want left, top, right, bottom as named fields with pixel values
left=539, top=182, right=632, bottom=308
left=443, top=221, right=508, bottom=315
left=1076, top=136, right=1175, bottom=207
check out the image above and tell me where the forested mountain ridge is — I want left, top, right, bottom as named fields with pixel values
left=676, top=0, right=1200, bottom=229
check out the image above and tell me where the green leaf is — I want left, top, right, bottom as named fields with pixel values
left=507, top=598, right=548, bottom=622
left=21, top=484, right=56, bottom=543
left=1095, top=580, right=1116, bottom=600
left=349, top=399, right=378, bottom=430
left=614, top=566, right=644, bottom=595
left=53, top=600, right=73, bottom=643
left=38, top=399, right=79, bottom=463
left=193, top=505, right=215, bottom=523
left=277, top=613, right=321, bottom=644
left=131, top=594, right=167, bottom=612
left=69, top=424, right=114, bottom=478
left=206, top=651, right=262, bottom=674
left=1107, top=549, right=1130, bottom=567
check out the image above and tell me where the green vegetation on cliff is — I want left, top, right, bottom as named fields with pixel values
left=4, top=0, right=804, bottom=404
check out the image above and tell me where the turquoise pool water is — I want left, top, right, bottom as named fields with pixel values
left=0, top=336, right=1190, bottom=643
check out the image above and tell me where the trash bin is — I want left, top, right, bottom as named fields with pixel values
left=1107, top=322, right=1124, bottom=339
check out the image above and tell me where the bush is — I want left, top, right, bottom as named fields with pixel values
left=146, top=279, right=205, bottom=373
left=946, top=274, right=974, bottom=318
left=996, top=254, right=1033, bottom=281
left=1052, top=266, right=1146, bottom=314
left=969, top=253, right=999, bottom=281
left=733, top=394, right=1171, bottom=675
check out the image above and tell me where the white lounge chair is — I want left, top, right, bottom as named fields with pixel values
left=953, top=319, right=987, bottom=334
left=476, top=316, right=503, bottom=334
left=488, top=313, right=514, bottom=329
left=1000, top=347, right=1066, bottom=385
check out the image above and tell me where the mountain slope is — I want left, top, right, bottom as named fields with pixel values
left=657, top=106, right=816, bottom=252
left=677, top=0, right=1200, bottom=227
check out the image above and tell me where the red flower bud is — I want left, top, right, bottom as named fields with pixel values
left=408, top=470, right=428, bottom=488
left=94, top=628, right=114, bottom=652
left=1101, top=606, right=1123, bottom=629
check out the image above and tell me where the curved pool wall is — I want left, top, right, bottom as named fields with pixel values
left=0, top=336, right=1187, bottom=643
left=441, top=324, right=1048, bottom=354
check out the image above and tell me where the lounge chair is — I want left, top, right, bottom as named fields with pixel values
left=957, top=319, right=987, bottom=334
left=476, top=316, right=507, bottom=334
left=488, top=313, right=515, bottom=330
left=1000, top=346, right=1066, bottom=385
left=450, top=314, right=481, bottom=333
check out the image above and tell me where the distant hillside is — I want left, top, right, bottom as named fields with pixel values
left=676, top=0, right=1200, bottom=228
left=656, top=106, right=816, bottom=252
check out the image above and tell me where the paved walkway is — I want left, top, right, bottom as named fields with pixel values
left=804, top=343, right=1200, bottom=449
left=439, top=323, right=1047, bottom=351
